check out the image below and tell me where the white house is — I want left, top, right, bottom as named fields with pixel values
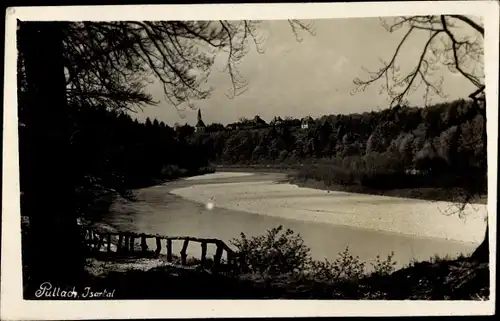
left=301, top=116, right=314, bottom=129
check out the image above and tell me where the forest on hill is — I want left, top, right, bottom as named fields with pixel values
left=19, top=96, right=486, bottom=219
left=15, top=17, right=488, bottom=304
left=18, top=103, right=214, bottom=218
left=196, top=98, right=486, bottom=194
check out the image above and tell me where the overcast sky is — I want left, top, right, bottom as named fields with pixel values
left=133, top=17, right=483, bottom=126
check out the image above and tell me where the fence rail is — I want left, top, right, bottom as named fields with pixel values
left=82, top=226, right=237, bottom=274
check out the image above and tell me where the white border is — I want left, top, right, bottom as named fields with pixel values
left=2, top=2, right=498, bottom=319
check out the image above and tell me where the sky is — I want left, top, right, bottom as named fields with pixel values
left=133, top=17, right=483, bottom=126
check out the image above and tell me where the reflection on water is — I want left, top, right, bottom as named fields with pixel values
left=96, top=173, right=479, bottom=270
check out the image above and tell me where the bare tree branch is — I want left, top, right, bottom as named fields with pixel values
left=449, top=15, right=484, bottom=35
left=353, top=15, right=484, bottom=108
left=38, top=20, right=314, bottom=111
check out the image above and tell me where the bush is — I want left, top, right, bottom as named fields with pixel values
left=230, top=225, right=405, bottom=294
left=370, top=251, right=397, bottom=276
left=161, top=164, right=180, bottom=178
left=231, top=225, right=311, bottom=276
left=309, top=247, right=366, bottom=282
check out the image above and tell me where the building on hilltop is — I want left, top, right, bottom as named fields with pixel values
left=195, top=109, right=206, bottom=133
left=301, top=116, right=315, bottom=129
left=225, top=122, right=239, bottom=131
left=270, top=116, right=284, bottom=126
left=252, top=115, right=268, bottom=128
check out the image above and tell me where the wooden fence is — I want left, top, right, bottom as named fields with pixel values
left=82, top=227, right=237, bottom=274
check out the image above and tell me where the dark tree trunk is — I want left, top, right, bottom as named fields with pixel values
left=19, top=21, right=84, bottom=293
left=471, top=224, right=489, bottom=263
left=468, top=88, right=488, bottom=264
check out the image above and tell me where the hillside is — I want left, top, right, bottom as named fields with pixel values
left=197, top=99, right=486, bottom=201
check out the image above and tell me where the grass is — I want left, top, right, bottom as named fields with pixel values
left=70, top=252, right=489, bottom=300
left=67, top=225, right=489, bottom=301
left=22, top=220, right=490, bottom=301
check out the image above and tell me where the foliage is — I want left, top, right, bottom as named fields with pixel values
left=32, top=98, right=481, bottom=207
left=231, top=225, right=401, bottom=285
left=370, top=251, right=397, bottom=277
left=19, top=104, right=214, bottom=218
left=20, top=96, right=484, bottom=220
left=310, top=247, right=366, bottom=282
left=194, top=98, right=485, bottom=194
left=231, top=225, right=311, bottom=276
left=77, top=251, right=488, bottom=300
left=18, top=20, right=313, bottom=111
left=353, top=15, right=484, bottom=108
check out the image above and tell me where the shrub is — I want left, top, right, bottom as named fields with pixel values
left=309, top=247, right=366, bottom=282
left=370, top=251, right=397, bottom=276
left=231, top=226, right=401, bottom=290
left=160, top=164, right=180, bottom=178
left=278, top=150, right=289, bottom=162
left=231, top=225, right=311, bottom=276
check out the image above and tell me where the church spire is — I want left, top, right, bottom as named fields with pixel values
left=195, top=108, right=206, bottom=132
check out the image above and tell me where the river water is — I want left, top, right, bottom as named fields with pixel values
left=95, top=172, right=484, bottom=270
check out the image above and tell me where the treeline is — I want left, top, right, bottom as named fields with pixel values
left=195, top=99, right=487, bottom=192
left=18, top=104, right=214, bottom=218
left=18, top=98, right=487, bottom=218
left=70, top=105, right=214, bottom=188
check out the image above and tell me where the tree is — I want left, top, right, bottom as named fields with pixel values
left=63, top=20, right=313, bottom=110
left=19, top=22, right=84, bottom=289
left=353, top=15, right=484, bottom=107
left=17, top=19, right=314, bottom=289
left=352, top=15, right=487, bottom=262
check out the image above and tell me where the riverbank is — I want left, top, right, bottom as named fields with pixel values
left=22, top=169, right=489, bottom=301
left=80, top=252, right=488, bottom=300
left=27, top=168, right=487, bottom=301
left=123, top=165, right=216, bottom=190
left=214, top=164, right=487, bottom=204
left=78, top=218, right=489, bottom=301
left=289, top=177, right=488, bottom=205
left=170, top=173, right=487, bottom=244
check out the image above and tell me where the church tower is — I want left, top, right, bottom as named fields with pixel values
left=195, top=109, right=206, bottom=133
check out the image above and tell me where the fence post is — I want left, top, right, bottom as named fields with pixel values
left=213, top=241, right=224, bottom=274
left=107, top=234, right=112, bottom=253
left=200, top=242, right=207, bottom=268
left=154, top=237, right=162, bottom=258
left=180, top=239, right=189, bottom=265
left=129, top=235, right=135, bottom=253
left=117, top=235, right=123, bottom=253
left=226, top=249, right=233, bottom=268
left=124, top=235, right=130, bottom=254
left=88, top=230, right=94, bottom=249
left=94, top=233, right=102, bottom=253
left=140, top=234, right=148, bottom=254
left=166, top=239, right=173, bottom=262
left=239, top=252, right=248, bottom=274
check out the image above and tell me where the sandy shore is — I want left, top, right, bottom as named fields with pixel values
left=183, top=172, right=254, bottom=180
left=170, top=173, right=488, bottom=244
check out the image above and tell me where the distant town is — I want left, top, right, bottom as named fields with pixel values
left=179, top=109, right=327, bottom=133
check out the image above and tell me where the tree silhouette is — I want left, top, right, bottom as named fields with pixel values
left=60, top=20, right=315, bottom=110
left=353, top=15, right=484, bottom=107
left=352, top=15, right=487, bottom=262
left=18, top=19, right=314, bottom=289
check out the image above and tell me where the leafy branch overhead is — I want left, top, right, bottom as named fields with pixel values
left=352, top=15, right=484, bottom=107
left=18, top=20, right=314, bottom=111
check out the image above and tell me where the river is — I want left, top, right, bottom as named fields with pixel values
left=95, top=171, right=487, bottom=270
